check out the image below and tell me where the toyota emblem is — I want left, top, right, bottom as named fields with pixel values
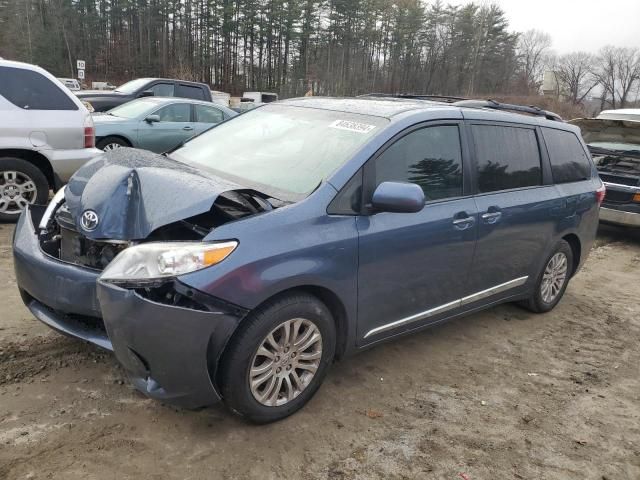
left=81, top=210, right=99, bottom=231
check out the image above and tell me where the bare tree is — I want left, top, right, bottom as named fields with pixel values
left=517, top=29, right=552, bottom=93
left=593, top=46, right=640, bottom=109
left=553, top=52, right=598, bottom=104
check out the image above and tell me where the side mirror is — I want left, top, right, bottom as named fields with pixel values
left=371, top=181, right=425, bottom=213
left=139, top=90, right=154, bottom=98
left=145, top=114, right=160, bottom=123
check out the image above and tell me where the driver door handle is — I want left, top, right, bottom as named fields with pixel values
left=452, top=212, right=475, bottom=230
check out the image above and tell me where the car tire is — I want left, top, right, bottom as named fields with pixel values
left=97, top=136, right=130, bottom=151
left=0, top=157, right=50, bottom=222
left=220, top=293, right=336, bottom=423
left=522, top=240, right=574, bottom=313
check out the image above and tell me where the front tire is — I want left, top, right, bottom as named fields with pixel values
left=220, top=293, right=336, bottom=423
left=0, top=157, right=49, bottom=222
left=522, top=240, right=574, bottom=313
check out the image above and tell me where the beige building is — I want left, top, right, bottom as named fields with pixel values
left=542, top=70, right=569, bottom=99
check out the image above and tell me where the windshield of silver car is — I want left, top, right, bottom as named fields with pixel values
left=107, top=98, right=162, bottom=119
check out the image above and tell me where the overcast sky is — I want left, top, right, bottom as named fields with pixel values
left=447, top=0, right=640, bottom=54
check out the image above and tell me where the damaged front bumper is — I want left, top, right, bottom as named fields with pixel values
left=13, top=205, right=110, bottom=348
left=13, top=206, right=246, bottom=408
left=96, top=281, right=244, bottom=408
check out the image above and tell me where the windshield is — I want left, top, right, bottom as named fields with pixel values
left=107, top=99, right=159, bottom=119
left=115, top=78, right=152, bottom=94
left=171, top=104, right=388, bottom=199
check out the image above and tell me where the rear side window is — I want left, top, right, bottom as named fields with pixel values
left=472, top=125, right=541, bottom=193
left=195, top=105, right=224, bottom=123
left=373, top=125, right=464, bottom=201
left=0, top=66, right=78, bottom=110
left=542, top=128, right=592, bottom=183
left=155, top=103, right=191, bottom=122
left=149, top=83, right=175, bottom=96
left=176, top=84, right=206, bottom=100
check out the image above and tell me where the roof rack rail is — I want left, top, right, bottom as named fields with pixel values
left=358, top=93, right=468, bottom=104
left=452, top=99, right=564, bottom=122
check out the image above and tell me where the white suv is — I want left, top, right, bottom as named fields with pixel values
left=0, top=60, right=101, bottom=221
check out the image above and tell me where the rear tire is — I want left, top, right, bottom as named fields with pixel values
left=0, top=157, right=49, bottom=222
left=522, top=240, right=574, bottom=313
left=97, top=136, right=130, bottom=151
left=220, top=293, right=336, bottom=423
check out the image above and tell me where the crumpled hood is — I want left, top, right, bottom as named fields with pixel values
left=64, top=148, right=244, bottom=240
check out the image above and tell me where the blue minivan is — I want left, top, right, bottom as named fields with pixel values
left=13, top=97, right=603, bottom=422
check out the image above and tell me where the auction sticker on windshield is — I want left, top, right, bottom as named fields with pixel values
left=329, top=119, right=377, bottom=134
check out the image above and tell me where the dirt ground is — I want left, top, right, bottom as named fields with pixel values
left=1, top=223, right=639, bottom=480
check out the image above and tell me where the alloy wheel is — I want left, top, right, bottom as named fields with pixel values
left=0, top=171, right=38, bottom=214
left=540, top=252, right=568, bottom=303
left=249, top=318, right=323, bottom=407
left=102, top=143, right=122, bottom=151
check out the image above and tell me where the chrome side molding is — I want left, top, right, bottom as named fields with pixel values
left=460, top=276, right=528, bottom=306
left=363, top=276, right=528, bottom=339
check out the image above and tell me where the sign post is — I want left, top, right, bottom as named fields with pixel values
left=76, top=60, right=86, bottom=82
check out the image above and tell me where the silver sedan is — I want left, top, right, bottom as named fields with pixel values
left=93, top=97, right=237, bottom=153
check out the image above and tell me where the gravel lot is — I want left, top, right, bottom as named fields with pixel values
left=1, top=222, right=639, bottom=479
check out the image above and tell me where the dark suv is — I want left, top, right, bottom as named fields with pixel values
left=13, top=97, right=603, bottom=423
left=76, top=78, right=213, bottom=112
left=571, top=113, right=640, bottom=227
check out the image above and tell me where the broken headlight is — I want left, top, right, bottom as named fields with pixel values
left=39, top=187, right=67, bottom=231
left=99, top=241, right=237, bottom=284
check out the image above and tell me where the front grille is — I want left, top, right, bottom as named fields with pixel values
left=41, top=204, right=129, bottom=270
left=600, top=174, right=640, bottom=187
left=604, top=189, right=634, bottom=204
left=58, top=225, right=127, bottom=270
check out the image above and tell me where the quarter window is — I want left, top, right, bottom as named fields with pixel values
left=541, top=128, right=592, bottom=183
left=0, top=66, right=78, bottom=110
left=195, top=105, right=225, bottom=123
left=154, top=104, right=191, bottom=122
left=472, top=125, right=541, bottom=193
left=373, top=125, right=464, bottom=201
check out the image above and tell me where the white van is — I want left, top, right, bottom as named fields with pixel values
left=0, top=60, right=101, bottom=221
left=57, top=78, right=81, bottom=91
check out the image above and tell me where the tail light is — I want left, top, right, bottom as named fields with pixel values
left=633, top=192, right=640, bottom=203
left=83, top=115, right=95, bottom=148
left=595, top=183, right=606, bottom=205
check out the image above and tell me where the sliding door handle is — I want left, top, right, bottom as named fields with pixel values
left=481, top=211, right=502, bottom=223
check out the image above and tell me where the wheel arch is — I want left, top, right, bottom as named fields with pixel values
left=0, top=149, right=55, bottom=188
left=561, top=233, right=581, bottom=277
left=96, top=134, right=133, bottom=148
left=211, top=284, right=351, bottom=395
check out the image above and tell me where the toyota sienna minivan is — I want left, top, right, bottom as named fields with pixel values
left=13, top=97, right=603, bottom=422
